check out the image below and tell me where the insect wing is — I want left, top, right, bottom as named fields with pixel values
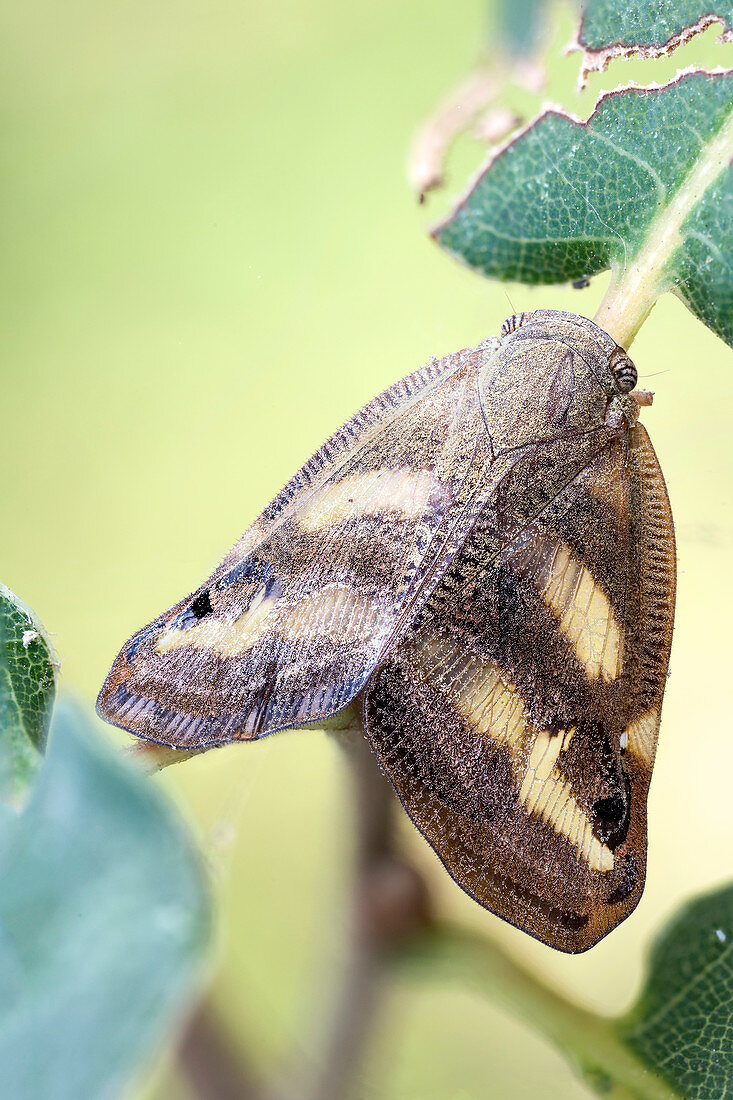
left=364, top=422, right=675, bottom=952
left=98, top=339, right=499, bottom=747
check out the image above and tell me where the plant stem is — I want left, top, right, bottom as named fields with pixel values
left=594, top=104, right=733, bottom=350
left=174, top=717, right=430, bottom=1100
left=178, top=1000, right=265, bottom=1100
left=398, top=924, right=679, bottom=1100
left=594, top=265, right=659, bottom=351
left=290, top=725, right=431, bottom=1100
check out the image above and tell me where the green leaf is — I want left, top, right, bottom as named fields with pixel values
left=576, top=0, right=733, bottom=78
left=619, top=881, right=733, bottom=1099
left=435, top=70, right=733, bottom=348
left=0, top=702, right=210, bottom=1099
left=0, top=584, right=58, bottom=801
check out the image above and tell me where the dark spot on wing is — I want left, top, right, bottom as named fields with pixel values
left=190, top=589, right=214, bottom=619
left=173, top=588, right=214, bottom=630
left=607, top=854, right=638, bottom=905
left=593, top=795, right=625, bottom=823
left=594, top=770, right=631, bottom=850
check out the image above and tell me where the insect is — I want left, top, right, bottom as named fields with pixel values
left=98, top=309, right=676, bottom=953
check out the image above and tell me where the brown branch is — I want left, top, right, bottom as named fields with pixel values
left=290, top=726, right=431, bottom=1100
left=178, top=999, right=265, bottom=1100
left=176, top=718, right=431, bottom=1100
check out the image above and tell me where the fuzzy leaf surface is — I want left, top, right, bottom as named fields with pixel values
left=0, top=703, right=210, bottom=1099
left=578, top=0, right=733, bottom=54
left=0, top=585, right=57, bottom=800
left=436, top=70, right=733, bottom=346
left=619, top=881, right=733, bottom=1098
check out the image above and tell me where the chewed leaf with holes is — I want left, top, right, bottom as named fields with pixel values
left=575, top=0, right=733, bottom=80
left=0, top=584, right=57, bottom=802
left=618, top=881, right=733, bottom=1098
left=435, top=70, right=733, bottom=348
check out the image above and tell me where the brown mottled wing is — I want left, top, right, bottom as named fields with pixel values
left=98, top=339, right=499, bottom=748
left=364, top=423, right=675, bottom=952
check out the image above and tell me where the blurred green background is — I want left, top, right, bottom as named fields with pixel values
left=2, top=1, right=732, bottom=1096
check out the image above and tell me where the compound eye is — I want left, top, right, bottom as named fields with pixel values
left=610, top=354, right=637, bottom=392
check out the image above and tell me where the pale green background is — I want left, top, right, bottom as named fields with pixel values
left=2, top=1, right=732, bottom=1097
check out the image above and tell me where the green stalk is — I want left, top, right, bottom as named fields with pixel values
left=594, top=103, right=733, bottom=350
left=398, top=924, right=679, bottom=1100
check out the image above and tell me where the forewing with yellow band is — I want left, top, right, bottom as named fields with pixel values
left=98, top=337, right=498, bottom=745
left=98, top=310, right=676, bottom=951
left=364, top=422, right=675, bottom=952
